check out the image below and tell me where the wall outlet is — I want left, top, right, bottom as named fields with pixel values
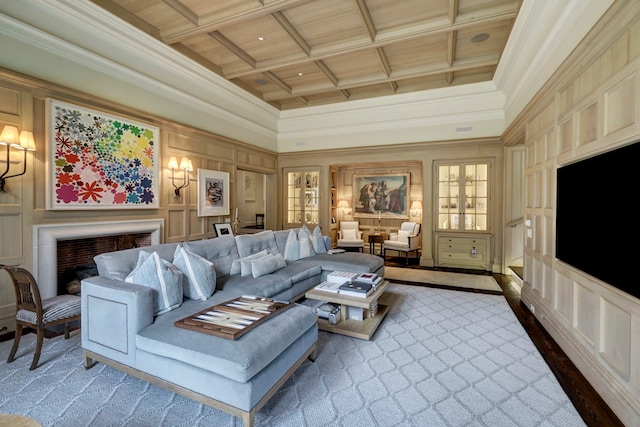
left=529, top=304, right=535, bottom=314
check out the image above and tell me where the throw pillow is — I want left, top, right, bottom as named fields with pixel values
left=125, top=251, right=183, bottom=315
left=230, top=249, right=268, bottom=275
left=172, top=245, right=216, bottom=300
left=298, top=225, right=317, bottom=254
left=251, top=253, right=287, bottom=278
left=311, top=226, right=327, bottom=253
left=283, top=229, right=314, bottom=261
left=398, top=229, right=411, bottom=243
left=241, top=252, right=272, bottom=277
left=342, top=228, right=357, bottom=240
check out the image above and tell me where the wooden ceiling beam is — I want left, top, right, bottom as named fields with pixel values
left=90, top=0, right=162, bottom=40
left=448, top=0, right=459, bottom=24
left=447, top=31, right=457, bottom=67
left=271, top=11, right=311, bottom=56
left=225, top=4, right=517, bottom=79
left=162, top=0, right=199, bottom=26
left=314, top=61, right=338, bottom=86
left=354, top=0, right=377, bottom=41
left=376, top=47, right=392, bottom=77
left=162, top=0, right=315, bottom=43
left=264, top=71, right=292, bottom=93
left=208, top=31, right=257, bottom=68
left=262, top=54, right=499, bottom=101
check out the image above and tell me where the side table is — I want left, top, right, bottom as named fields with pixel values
left=368, top=232, right=387, bottom=256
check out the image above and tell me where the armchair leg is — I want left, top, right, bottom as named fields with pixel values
left=30, top=328, right=45, bottom=370
left=7, top=324, right=22, bottom=363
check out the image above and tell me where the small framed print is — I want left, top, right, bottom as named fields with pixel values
left=213, top=223, right=233, bottom=237
left=197, top=169, right=230, bottom=217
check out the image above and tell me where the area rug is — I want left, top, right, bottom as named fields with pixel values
left=384, top=266, right=502, bottom=293
left=0, top=283, right=583, bottom=426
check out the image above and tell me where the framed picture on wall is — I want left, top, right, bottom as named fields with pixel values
left=46, top=98, right=160, bottom=210
left=353, top=173, right=410, bottom=219
left=213, top=223, right=233, bottom=237
left=197, top=169, right=230, bottom=217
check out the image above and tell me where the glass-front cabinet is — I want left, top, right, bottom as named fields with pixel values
left=437, top=162, right=489, bottom=231
left=284, top=168, right=320, bottom=227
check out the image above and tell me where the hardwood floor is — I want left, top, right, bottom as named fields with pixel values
left=384, top=257, right=624, bottom=427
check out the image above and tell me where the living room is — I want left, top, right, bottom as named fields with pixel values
left=1, top=0, right=640, bottom=426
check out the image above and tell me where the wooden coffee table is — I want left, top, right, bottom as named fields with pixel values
left=304, top=280, right=390, bottom=340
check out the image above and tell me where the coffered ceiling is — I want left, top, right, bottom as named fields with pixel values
left=91, top=0, right=522, bottom=111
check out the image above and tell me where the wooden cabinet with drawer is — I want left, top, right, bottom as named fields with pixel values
left=436, top=234, right=491, bottom=270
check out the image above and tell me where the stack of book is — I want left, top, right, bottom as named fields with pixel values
left=313, top=281, right=342, bottom=293
left=338, top=281, right=373, bottom=298
left=327, top=271, right=358, bottom=285
left=354, top=273, right=383, bottom=289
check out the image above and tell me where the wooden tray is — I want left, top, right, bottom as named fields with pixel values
left=174, top=296, right=293, bottom=340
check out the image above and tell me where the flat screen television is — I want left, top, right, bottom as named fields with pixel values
left=556, top=140, right=640, bottom=300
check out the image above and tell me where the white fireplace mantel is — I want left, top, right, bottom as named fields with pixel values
left=33, top=219, right=164, bottom=299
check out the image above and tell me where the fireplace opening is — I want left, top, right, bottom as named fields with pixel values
left=57, top=233, right=152, bottom=295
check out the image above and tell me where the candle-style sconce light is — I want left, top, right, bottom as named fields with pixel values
left=168, top=156, right=193, bottom=196
left=0, top=126, right=36, bottom=193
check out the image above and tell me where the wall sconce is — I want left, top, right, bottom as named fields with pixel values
left=0, top=126, right=36, bottom=193
left=337, top=200, right=351, bottom=215
left=168, top=156, right=193, bottom=196
left=411, top=201, right=423, bottom=217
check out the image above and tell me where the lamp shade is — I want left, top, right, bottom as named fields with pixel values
left=167, top=156, right=179, bottom=169
left=411, top=201, right=422, bottom=210
left=19, top=131, right=36, bottom=151
left=179, top=157, right=193, bottom=171
left=0, top=125, right=19, bottom=146
left=337, top=200, right=350, bottom=208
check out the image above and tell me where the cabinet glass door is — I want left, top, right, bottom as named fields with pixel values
left=285, top=169, right=320, bottom=226
left=437, top=162, right=489, bottom=231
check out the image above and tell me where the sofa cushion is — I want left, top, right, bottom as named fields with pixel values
left=231, top=249, right=268, bottom=276
left=306, top=252, right=384, bottom=274
left=183, top=235, right=239, bottom=280
left=136, top=298, right=317, bottom=383
left=283, top=229, right=314, bottom=261
left=173, top=245, right=216, bottom=300
left=235, top=230, right=279, bottom=258
left=251, top=253, right=287, bottom=278
left=125, top=251, right=183, bottom=315
left=94, top=242, right=181, bottom=280
left=311, top=226, right=327, bottom=253
left=226, top=273, right=293, bottom=297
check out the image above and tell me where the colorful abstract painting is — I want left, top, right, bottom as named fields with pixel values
left=47, top=99, right=159, bottom=209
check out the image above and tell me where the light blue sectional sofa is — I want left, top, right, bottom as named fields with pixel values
left=81, top=228, right=384, bottom=427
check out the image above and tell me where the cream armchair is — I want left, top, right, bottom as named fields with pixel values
left=383, top=222, right=421, bottom=264
left=336, top=221, right=364, bottom=252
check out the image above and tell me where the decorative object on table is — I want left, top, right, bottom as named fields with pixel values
left=353, top=173, right=409, bottom=219
left=0, top=126, right=36, bottom=193
left=313, top=281, right=342, bottom=293
left=46, top=98, right=160, bottom=209
left=326, top=271, right=358, bottom=284
left=174, top=296, right=293, bottom=340
left=338, top=281, right=374, bottom=298
left=167, top=156, right=193, bottom=196
left=213, top=222, right=233, bottom=237
left=197, top=169, right=229, bottom=216
left=316, top=303, right=340, bottom=324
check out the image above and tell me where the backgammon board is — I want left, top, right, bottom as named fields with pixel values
left=174, top=296, right=293, bottom=340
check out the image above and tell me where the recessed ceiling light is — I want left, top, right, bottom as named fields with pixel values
left=298, top=72, right=303, bottom=76
left=257, top=36, right=264, bottom=41
left=255, top=79, right=268, bottom=85
left=471, top=33, right=490, bottom=43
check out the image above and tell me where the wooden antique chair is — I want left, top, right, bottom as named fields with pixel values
left=382, top=222, right=421, bottom=264
left=336, top=221, right=364, bottom=252
left=2, top=266, right=81, bottom=370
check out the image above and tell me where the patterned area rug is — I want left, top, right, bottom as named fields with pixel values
left=0, top=284, right=583, bottom=426
left=384, top=267, right=502, bottom=294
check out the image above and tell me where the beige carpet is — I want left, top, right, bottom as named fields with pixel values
left=384, top=266, right=502, bottom=293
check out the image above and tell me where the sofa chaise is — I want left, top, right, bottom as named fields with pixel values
left=81, top=228, right=384, bottom=426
